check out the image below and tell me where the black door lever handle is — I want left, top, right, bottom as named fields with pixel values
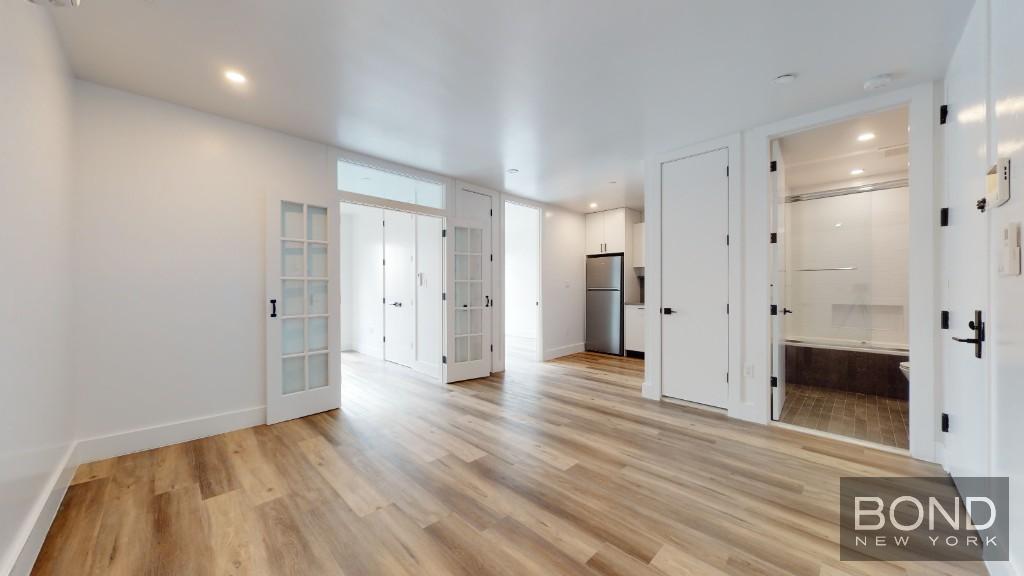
left=783, top=308, right=793, bottom=315
left=663, top=307, right=675, bottom=315
left=952, top=337, right=980, bottom=344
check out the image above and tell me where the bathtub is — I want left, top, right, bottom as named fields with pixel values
left=784, top=337, right=909, bottom=399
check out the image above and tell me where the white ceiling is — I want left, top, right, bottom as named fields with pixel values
left=780, top=106, right=910, bottom=193
left=47, top=0, right=972, bottom=212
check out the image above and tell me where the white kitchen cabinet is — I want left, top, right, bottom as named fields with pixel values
left=625, top=304, right=645, bottom=352
left=633, top=222, right=645, bottom=268
left=586, top=208, right=640, bottom=256
left=585, top=212, right=605, bottom=255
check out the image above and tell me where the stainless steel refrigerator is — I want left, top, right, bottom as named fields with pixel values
left=586, top=255, right=624, bottom=355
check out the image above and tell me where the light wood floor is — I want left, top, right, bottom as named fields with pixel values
left=33, top=352, right=984, bottom=576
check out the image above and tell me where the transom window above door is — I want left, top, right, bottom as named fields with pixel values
left=337, top=159, right=444, bottom=209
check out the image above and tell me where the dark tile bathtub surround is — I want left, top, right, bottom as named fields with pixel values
left=785, top=345, right=909, bottom=400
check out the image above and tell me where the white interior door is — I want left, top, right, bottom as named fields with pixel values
left=415, top=215, right=444, bottom=378
left=447, top=218, right=491, bottom=382
left=661, top=148, right=730, bottom=408
left=384, top=210, right=416, bottom=368
left=942, top=4, right=991, bottom=482
left=266, top=199, right=340, bottom=425
left=771, top=141, right=788, bottom=420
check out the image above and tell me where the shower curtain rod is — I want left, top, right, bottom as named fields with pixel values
left=784, top=178, right=909, bottom=204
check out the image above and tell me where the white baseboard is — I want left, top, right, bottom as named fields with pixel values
left=74, top=405, right=266, bottom=464
left=412, top=361, right=441, bottom=380
left=543, top=342, right=585, bottom=361
left=6, top=444, right=77, bottom=576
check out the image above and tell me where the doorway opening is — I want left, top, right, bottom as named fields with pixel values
left=503, top=201, right=541, bottom=365
left=770, top=106, right=911, bottom=449
left=339, top=201, right=444, bottom=380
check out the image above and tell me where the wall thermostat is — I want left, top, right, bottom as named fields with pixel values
left=987, top=158, right=1011, bottom=207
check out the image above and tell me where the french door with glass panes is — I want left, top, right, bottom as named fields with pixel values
left=266, top=198, right=340, bottom=424
left=446, top=218, right=491, bottom=382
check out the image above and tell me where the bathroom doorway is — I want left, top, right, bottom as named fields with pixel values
left=769, top=106, right=910, bottom=449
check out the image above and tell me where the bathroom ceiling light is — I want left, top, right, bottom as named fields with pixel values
left=589, top=203, right=598, bottom=209
left=834, top=222, right=843, bottom=228
left=857, top=132, right=876, bottom=142
left=224, top=70, right=247, bottom=85
left=850, top=168, right=865, bottom=176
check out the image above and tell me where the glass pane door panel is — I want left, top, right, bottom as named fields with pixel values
left=308, top=317, right=328, bottom=351
left=281, top=280, right=305, bottom=316
left=308, top=353, right=329, bottom=389
left=469, top=335, right=482, bottom=360
left=282, top=318, right=305, bottom=355
left=455, top=255, right=469, bottom=281
left=282, top=356, right=305, bottom=394
left=308, top=280, right=328, bottom=314
left=470, top=229, right=482, bottom=253
left=456, top=228, right=469, bottom=252
left=307, top=206, right=328, bottom=241
left=282, top=202, right=304, bottom=239
left=307, top=243, right=328, bottom=278
left=282, top=241, right=305, bottom=277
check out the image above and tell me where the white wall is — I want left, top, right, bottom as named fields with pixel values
left=976, top=0, right=1024, bottom=568
left=340, top=203, right=384, bottom=357
left=0, top=4, right=75, bottom=574
left=784, top=186, right=909, bottom=347
left=415, top=215, right=443, bottom=376
left=539, top=205, right=587, bottom=360
left=72, top=81, right=331, bottom=441
left=503, top=202, right=540, bottom=340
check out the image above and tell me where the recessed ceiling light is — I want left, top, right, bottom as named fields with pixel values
left=834, top=222, right=843, bottom=228
left=589, top=203, right=598, bottom=209
left=774, top=74, right=797, bottom=85
left=857, top=132, right=876, bottom=142
left=506, top=168, right=519, bottom=175
left=224, top=70, right=247, bottom=85
left=850, top=168, right=865, bottom=176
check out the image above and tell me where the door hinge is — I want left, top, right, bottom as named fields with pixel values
left=383, top=259, right=386, bottom=266
left=490, top=209, right=493, bottom=216
left=770, top=160, right=778, bottom=173
left=490, top=344, right=494, bottom=352
left=770, top=304, right=778, bottom=316
left=726, top=165, right=730, bottom=177
left=941, top=412, right=950, bottom=432
left=490, top=254, right=494, bottom=262
left=940, top=104, right=949, bottom=125
left=726, top=303, right=730, bottom=314
left=382, top=297, right=386, bottom=304
left=940, top=207, right=949, bottom=227
left=382, top=219, right=386, bottom=227
left=770, top=232, right=778, bottom=244
left=442, top=355, right=447, bottom=364
left=442, top=229, right=447, bottom=238
left=726, top=372, right=729, bottom=383
left=940, top=310, right=950, bottom=329
left=383, top=336, right=386, bottom=343
left=442, top=292, right=447, bottom=301
left=771, top=376, right=778, bottom=388
left=726, top=234, right=730, bottom=246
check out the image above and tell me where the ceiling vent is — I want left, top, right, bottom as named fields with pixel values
left=28, top=0, right=81, bottom=6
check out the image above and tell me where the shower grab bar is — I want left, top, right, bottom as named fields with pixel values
left=794, top=267, right=857, bottom=271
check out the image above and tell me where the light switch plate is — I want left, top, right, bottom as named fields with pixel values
left=1001, top=222, right=1021, bottom=277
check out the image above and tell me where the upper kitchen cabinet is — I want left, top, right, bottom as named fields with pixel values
left=586, top=208, right=641, bottom=256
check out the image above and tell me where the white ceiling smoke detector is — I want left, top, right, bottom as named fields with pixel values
left=28, top=0, right=81, bottom=6
left=863, top=74, right=893, bottom=92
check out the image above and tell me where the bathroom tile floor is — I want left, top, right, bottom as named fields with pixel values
left=779, top=383, right=909, bottom=449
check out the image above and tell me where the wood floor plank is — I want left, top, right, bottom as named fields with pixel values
left=33, top=351, right=985, bottom=576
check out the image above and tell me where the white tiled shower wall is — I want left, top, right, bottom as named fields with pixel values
left=784, top=185, right=909, bottom=347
